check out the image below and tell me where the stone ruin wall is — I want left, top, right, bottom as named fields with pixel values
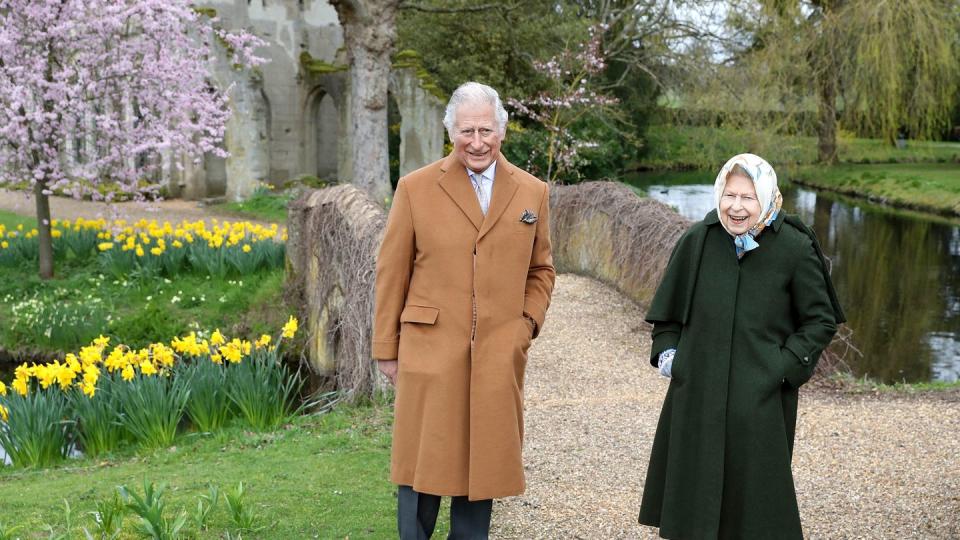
left=171, top=0, right=445, bottom=203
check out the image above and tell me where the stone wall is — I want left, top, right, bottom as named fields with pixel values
left=286, top=184, right=386, bottom=397
left=550, top=182, right=690, bottom=306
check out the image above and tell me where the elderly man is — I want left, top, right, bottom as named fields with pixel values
left=372, top=81, right=556, bottom=538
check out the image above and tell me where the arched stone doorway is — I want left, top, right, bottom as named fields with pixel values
left=305, top=87, right=340, bottom=182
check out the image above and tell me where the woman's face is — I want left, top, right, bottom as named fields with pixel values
left=719, top=173, right=761, bottom=235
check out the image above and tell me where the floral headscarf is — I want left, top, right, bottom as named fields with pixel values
left=713, top=153, right=782, bottom=258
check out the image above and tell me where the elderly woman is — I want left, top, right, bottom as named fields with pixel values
left=637, top=154, right=845, bottom=539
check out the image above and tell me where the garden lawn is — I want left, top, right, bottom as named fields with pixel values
left=0, top=403, right=406, bottom=538
left=790, top=163, right=960, bottom=216
left=640, top=125, right=960, bottom=170
left=0, top=211, right=36, bottom=231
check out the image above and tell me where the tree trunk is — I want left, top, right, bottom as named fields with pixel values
left=331, top=0, right=400, bottom=206
left=813, top=0, right=842, bottom=165
left=816, top=70, right=838, bottom=165
left=33, top=179, right=54, bottom=279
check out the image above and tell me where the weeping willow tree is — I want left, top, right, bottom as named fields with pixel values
left=683, top=0, right=960, bottom=164
left=833, top=0, right=960, bottom=146
left=782, top=0, right=958, bottom=163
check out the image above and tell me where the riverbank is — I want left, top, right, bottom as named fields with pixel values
left=639, top=125, right=960, bottom=170
left=788, top=163, right=960, bottom=217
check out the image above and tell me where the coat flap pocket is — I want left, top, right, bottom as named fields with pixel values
left=400, top=305, right=439, bottom=325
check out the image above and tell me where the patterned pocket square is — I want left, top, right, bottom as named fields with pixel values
left=520, top=209, right=538, bottom=224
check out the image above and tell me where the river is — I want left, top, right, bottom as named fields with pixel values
left=624, top=170, right=960, bottom=384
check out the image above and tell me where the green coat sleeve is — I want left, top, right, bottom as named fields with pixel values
left=645, top=220, right=707, bottom=368
left=781, top=236, right=840, bottom=387
left=650, top=322, right=682, bottom=368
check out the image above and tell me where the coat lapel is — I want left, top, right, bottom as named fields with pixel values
left=477, top=154, right=519, bottom=242
left=438, top=153, right=484, bottom=232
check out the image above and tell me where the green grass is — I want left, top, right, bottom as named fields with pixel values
left=640, top=125, right=960, bottom=171
left=830, top=372, right=960, bottom=393
left=0, top=211, right=36, bottom=230
left=0, top=403, right=406, bottom=538
left=0, top=264, right=286, bottom=355
left=789, top=163, right=960, bottom=216
left=213, top=189, right=293, bottom=224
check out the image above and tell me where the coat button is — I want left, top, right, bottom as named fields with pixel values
left=802, top=356, right=810, bottom=365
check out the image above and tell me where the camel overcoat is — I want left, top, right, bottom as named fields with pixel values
left=638, top=210, right=845, bottom=539
left=372, top=152, right=555, bottom=501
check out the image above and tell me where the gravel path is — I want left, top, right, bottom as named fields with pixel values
left=492, top=274, right=960, bottom=539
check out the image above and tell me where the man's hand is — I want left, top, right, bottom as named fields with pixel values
left=378, top=359, right=398, bottom=385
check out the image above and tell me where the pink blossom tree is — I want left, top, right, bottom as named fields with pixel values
left=0, top=0, right=266, bottom=279
left=507, top=25, right=618, bottom=183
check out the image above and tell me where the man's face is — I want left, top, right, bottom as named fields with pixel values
left=452, top=102, right=502, bottom=173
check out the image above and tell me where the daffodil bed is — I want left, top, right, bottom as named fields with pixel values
left=0, top=217, right=287, bottom=278
left=0, top=316, right=302, bottom=468
left=0, top=214, right=289, bottom=354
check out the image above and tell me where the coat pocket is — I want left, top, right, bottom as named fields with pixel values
left=400, top=305, right=439, bottom=325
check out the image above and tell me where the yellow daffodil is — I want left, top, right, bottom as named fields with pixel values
left=0, top=380, right=6, bottom=396
left=12, top=376, right=28, bottom=396
left=98, top=242, right=114, bottom=251
left=210, top=329, right=226, bottom=346
left=83, top=365, right=100, bottom=387
left=282, top=316, right=298, bottom=339
left=79, top=344, right=103, bottom=366
left=93, top=335, right=110, bottom=348
left=51, top=229, right=62, bottom=238
left=121, top=364, right=135, bottom=382
left=150, top=247, right=163, bottom=256
left=81, top=382, right=96, bottom=398
left=35, top=364, right=56, bottom=389
left=140, top=360, right=157, bottom=376
left=0, top=241, right=7, bottom=249
left=241, top=340, right=252, bottom=355
left=221, top=340, right=243, bottom=363
left=0, top=404, right=7, bottom=422
left=14, top=364, right=31, bottom=381
left=135, top=245, right=145, bottom=257
left=255, top=334, right=271, bottom=349
left=211, top=353, right=223, bottom=364
left=104, top=347, right=127, bottom=372
left=65, top=353, right=81, bottom=373
left=242, top=244, right=251, bottom=253
left=53, top=361, right=76, bottom=390
left=151, top=343, right=175, bottom=367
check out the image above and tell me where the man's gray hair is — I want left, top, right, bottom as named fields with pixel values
left=442, top=82, right=509, bottom=140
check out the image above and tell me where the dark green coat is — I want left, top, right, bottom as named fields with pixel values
left=638, top=210, right=844, bottom=540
